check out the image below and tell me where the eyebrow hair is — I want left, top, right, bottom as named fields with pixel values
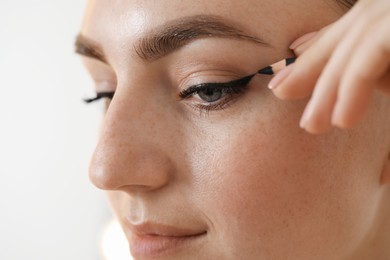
left=74, top=15, right=269, bottom=64
left=74, top=34, right=107, bottom=64
left=135, top=15, right=269, bottom=61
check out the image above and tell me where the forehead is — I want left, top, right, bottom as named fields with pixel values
left=81, top=0, right=343, bottom=64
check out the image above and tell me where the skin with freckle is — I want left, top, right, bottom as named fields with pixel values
left=79, top=0, right=390, bottom=259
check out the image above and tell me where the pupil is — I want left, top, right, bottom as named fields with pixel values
left=198, top=88, right=223, bottom=102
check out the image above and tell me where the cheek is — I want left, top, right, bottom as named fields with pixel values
left=189, top=97, right=380, bottom=257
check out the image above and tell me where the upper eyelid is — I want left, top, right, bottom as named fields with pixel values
left=84, top=73, right=254, bottom=105
left=84, top=91, right=115, bottom=103
left=179, top=74, right=256, bottom=99
left=178, top=56, right=296, bottom=98
left=85, top=57, right=296, bottom=101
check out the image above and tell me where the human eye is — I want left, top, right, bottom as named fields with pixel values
left=179, top=74, right=255, bottom=113
left=83, top=91, right=115, bottom=111
left=78, top=57, right=117, bottom=111
left=84, top=91, right=115, bottom=103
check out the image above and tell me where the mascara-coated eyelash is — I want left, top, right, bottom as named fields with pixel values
left=179, top=74, right=255, bottom=99
left=178, top=56, right=297, bottom=101
left=178, top=74, right=256, bottom=113
left=83, top=91, right=115, bottom=103
left=83, top=57, right=297, bottom=108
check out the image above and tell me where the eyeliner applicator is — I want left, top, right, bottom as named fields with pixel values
left=257, top=57, right=296, bottom=75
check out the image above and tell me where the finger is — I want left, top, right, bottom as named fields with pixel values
left=291, top=25, right=333, bottom=56
left=271, top=22, right=343, bottom=99
left=298, top=74, right=338, bottom=134
left=272, top=4, right=362, bottom=101
left=298, top=34, right=360, bottom=133
left=332, top=22, right=390, bottom=128
left=300, top=13, right=372, bottom=133
left=289, top=32, right=318, bottom=51
left=292, top=33, right=319, bottom=57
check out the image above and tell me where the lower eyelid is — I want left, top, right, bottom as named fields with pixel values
left=189, top=94, right=242, bottom=114
left=187, top=85, right=249, bottom=111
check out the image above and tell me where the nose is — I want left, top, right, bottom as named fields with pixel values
left=89, top=86, right=176, bottom=192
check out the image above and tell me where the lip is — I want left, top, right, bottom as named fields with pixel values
left=127, top=222, right=207, bottom=258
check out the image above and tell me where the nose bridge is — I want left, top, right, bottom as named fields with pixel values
left=89, top=84, right=176, bottom=192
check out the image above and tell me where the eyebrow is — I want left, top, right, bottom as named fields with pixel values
left=135, top=15, right=269, bottom=61
left=75, top=14, right=269, bottom=63
left=75, top=34, right=107, bottom=64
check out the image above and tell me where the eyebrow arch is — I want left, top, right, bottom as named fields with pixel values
left=135, top=15, right=270, bottom=62
left=74, top=34, right=107, bottom=64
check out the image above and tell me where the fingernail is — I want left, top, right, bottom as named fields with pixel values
left=299, top=100, right=314, bottom=128
left=331, top=106, right=341, bottom=127
left=299, top=119, right=305, bottom=129
left=299, top=113, right=308, bottom=129
left=268, top=64, right=294, bottom=90
left=289, top=32, right=317, bottom=50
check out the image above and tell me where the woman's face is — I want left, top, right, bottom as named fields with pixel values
left=80, top=0, right=390, bottom=259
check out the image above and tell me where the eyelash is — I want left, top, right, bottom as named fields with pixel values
left=84, top=74, right=255, bottom=113
left=178, top=74, right=254, bottom=113
left=83, top=92, right=115, bottom=103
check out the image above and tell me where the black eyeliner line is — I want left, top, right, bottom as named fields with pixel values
left=83, top=91, right=115, bottom=103
left=85, top=57, right=297, bottom=104
left=179, top=74, right=256, bottom=99
left=180, top=57, right=297, bottom=99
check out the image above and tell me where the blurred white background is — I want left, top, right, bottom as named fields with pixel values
left=0, top=1, right=117, bottom=259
